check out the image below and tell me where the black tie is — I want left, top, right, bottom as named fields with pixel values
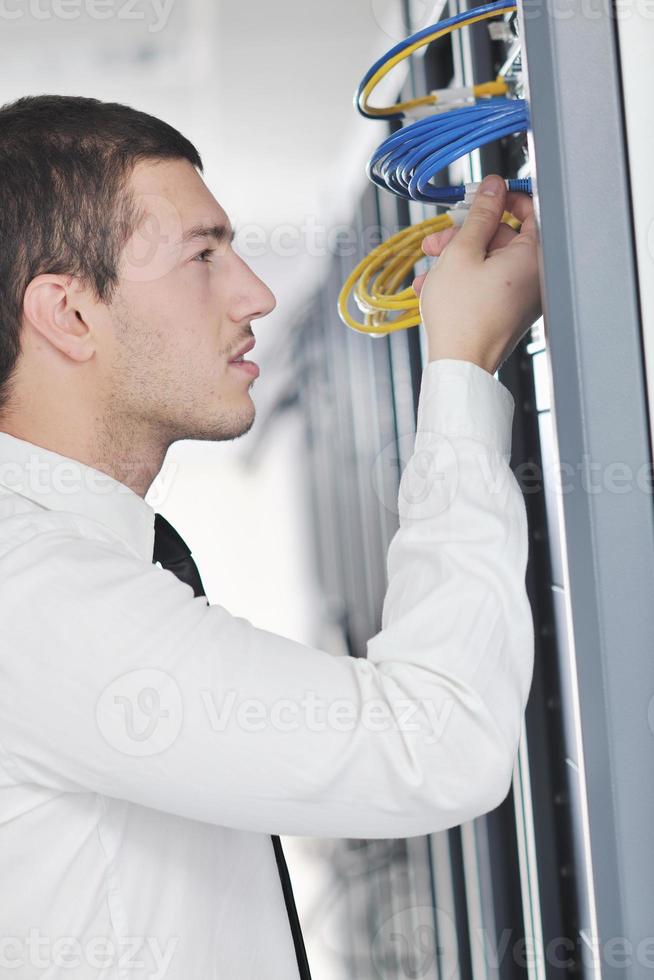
left=152, top=512, right=312, bottom=980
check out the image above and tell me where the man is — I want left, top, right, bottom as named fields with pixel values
left=0, top=95, right=540, bottom=979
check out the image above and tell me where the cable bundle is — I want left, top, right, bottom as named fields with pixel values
left=356, top=0, right=518, bottom=121
left=338, top=0, right=530, bottom=335
left=338, top=209, right=522, bottom=336
left=357, top=0, right=529, bottom=205
left=367, top=100, right=531, bottom=204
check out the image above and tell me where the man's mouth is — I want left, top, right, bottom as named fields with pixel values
left=229, top=338, right=256, bottom=363
left=229, top=358, right=260, bottom=378
left=228, top=338, right=259, bottom=378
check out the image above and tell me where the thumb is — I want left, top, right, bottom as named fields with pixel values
left=453, top=174, right=507, bottom=258
left=412, top=271, right=428, bottom=296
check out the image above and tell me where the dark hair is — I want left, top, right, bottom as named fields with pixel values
left=0, top=94, right=203, bottom=414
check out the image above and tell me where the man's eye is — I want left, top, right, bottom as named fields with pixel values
left=194, top=248, right=215, bottom=263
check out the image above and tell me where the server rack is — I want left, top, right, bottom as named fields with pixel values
left=287, top=2, right=654, bottom=977
left=519, top=6, right=654, bottom=977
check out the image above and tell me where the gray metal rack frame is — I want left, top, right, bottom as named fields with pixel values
left=519, top=5, right=654, bottom=975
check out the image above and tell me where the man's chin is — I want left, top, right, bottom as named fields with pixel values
left=228, top=408, right=256, bottom=441
left=168, top=404, right=256, bottom=446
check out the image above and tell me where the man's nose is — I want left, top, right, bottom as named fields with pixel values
left=254, top=275, right=277, bottom=319
left=231, top=255, right=277, bottom=321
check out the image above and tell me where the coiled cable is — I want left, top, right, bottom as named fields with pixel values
left=368, top=100, right=531, bottom=203
left=341, top=0, right=530, bottom=336
left=337, top=207, right=522, bottom=336
left=356, top=0, right=517, bottom=121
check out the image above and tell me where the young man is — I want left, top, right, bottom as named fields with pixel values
left=0, top=95, right=541, bottom=979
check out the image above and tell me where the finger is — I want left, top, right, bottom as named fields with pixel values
left=422, top=226, right=458, bottom=256
left=487, top=199, right=539, bottom=252
left=486, top=222, right=519, bottom=252
left=452, top=174, right=507, bottom=258
left=507, top=210, right=539, bottom=250
left=412, top=272, right=428, bottom=296
left=502, top=190, right=535, bottom=225
left=423, top=194, right=530, bottom=256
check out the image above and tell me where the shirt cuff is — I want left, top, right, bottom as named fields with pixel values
left=416, top=358, right=515, bottom=458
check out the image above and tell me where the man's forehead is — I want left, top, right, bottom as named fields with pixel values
left=128, top=157, right=230, bottom=239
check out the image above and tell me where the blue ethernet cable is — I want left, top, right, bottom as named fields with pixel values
left=367, top=99, right=531, bottom=204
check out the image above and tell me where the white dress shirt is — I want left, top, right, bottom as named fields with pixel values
left=0, top=359, right=533, bottom=979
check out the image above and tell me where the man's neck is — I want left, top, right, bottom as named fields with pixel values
left=0, top=418, right=167, bottom=499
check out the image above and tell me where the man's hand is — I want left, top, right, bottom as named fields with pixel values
left=412, top=174, right=542, bottom=375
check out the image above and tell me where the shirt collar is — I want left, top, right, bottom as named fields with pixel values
left=0, top=430, right=156, bottom=561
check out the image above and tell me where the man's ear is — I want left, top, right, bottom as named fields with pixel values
left=22, top=274, right=96, bottom=363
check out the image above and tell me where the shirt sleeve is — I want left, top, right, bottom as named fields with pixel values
left=0, top=359, right=533, bottom=839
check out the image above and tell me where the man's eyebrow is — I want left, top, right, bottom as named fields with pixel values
left=176, top=223, right=236, bottom=246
